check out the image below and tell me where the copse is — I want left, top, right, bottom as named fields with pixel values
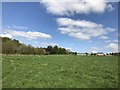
left=46, top=45, right=68, bottom=54
left=1, top=37, right=46, bottom=55
left=2, top=37, right=22, bottom=54
left=1, top=37, right=72, bottom=55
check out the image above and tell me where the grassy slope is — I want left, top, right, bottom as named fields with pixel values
left=2, top=55, right=118, bottom=88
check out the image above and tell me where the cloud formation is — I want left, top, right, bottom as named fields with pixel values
left=0, top=33, right=12, bottom=38
left=106, top=43, right=118, bottom=52
left=40, top=0, right=114, bottom=16
left=2, top=29, right=52, bottom=39
left=105, top=39, right=119, bottom=43
left=99, top=36, right=109, bottom=39
left=41, top=42, right=59, bottom=47
left=7, top=25, right=29, bottom=30
left=87, top=43, right=119, bottom=53
left=56, top=18, right=115, bottom=40
left=87, top=47, right=103, bottom=53
left=12, top=25, right=29, bottom=30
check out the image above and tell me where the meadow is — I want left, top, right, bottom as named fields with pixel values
left=2, top=55, right=118, bottom=88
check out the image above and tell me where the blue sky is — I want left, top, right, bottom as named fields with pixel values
left=1, top=1, right=119, bottom=53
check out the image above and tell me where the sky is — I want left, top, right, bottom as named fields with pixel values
left=1, top=0, right=119, bottom=53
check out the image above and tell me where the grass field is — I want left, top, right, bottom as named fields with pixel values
left=2, top=55, right=118, bottom=88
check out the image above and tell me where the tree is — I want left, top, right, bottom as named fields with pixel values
left=2, top=41, right=16, bottom=54
left=28, top=45, right=34, bottom=54
left=58, top=48, right=67, bottom=54
left=51, top=45, right=59, bottom=54
left=66, top=49, right=71, bottom=54
left=74, top=52, right=77, bottom=55
left=38, top=48, right=46, bottom=55
left=2, top=37, right=22, bottom=54
left=18, top=44, right=29, bottom=54
left=46, top=46, right=53, bottom=54
left=85, top=52, right=89, bottom=56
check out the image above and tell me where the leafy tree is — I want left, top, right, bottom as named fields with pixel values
left=58, top=48, right=67, bottom=54
left=2, top=41, right=16, bottom=54
left=18, top=44, right=29, bottom=54
left=51, top=45, right=59, bottom=54
left=46, top=46, right=53, bottom=54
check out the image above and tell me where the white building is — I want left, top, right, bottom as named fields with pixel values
left=97, top=52, right=105, bottom=56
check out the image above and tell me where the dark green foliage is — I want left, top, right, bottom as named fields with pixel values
left=51, top=45, right=59, bottom=54
left=69, top=52, right=77, bottom=55
left=46, top=46, right=53, bottom=54
left=46, top=46, right=69, bottom=54
left=58, top=47, right=67, bottom=54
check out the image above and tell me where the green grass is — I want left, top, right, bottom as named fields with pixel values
left=2, top=55, right=118, bottom=88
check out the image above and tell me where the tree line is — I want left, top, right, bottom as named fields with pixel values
left=1, top=37, right=77, bottom=55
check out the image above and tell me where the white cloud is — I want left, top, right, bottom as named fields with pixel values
left=3, top=29, right=52, bottom=39
left=105, top=39, right=119, bottom=43
left=69, top=32, right=90, bottom=40
left=87, top=47, right=104, bottom=53
left=12, top=25, right=29, bottom=30
left=7, top=26, right=11, bottom=28
left=40, top=0, right=114, bottom=16
left=57, top=18, right=102, bottom=28
left=41, top=42, right=59, bottom=47
left=7, top=25, right=29, bottom=30
left=0, top=33, right=12, bottom=38
left=56, top=18, right=115, bottom=40
left=107, top=4, right=114, bottom=12
left=99, top=36, right=109, bottom=39
left=87, top=43, right=119, bottom=53
left=106, top=43, right=118, bottom=52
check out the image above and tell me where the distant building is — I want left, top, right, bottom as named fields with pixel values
left=96, top=52, right=105, bottom=56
